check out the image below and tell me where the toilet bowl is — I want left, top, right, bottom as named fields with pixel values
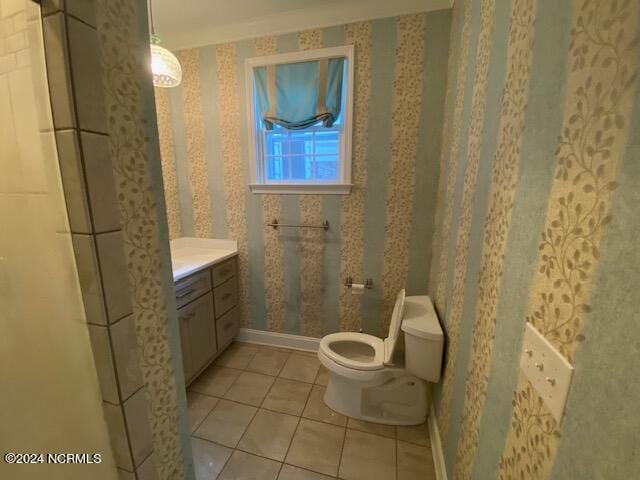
left=318, top=291, right=443, bottom=425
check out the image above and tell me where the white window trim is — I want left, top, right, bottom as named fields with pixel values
left=245, top=45, right=354, bottom=195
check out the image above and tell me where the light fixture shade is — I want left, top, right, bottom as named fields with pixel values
left=151, top=43, right=182, bottom=88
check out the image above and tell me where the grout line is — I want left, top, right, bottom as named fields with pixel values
left=335, top=416, right=349, bottom=479
left=135, top=449, right=155, bottom=472
left=277, top=413, right=302, bottom=478
left=213, top=444, right=234, bottom=480
left=77, top=127, right=109, bottom=137
left=395, top=436, right=399, bottom=480
left=65, top=11, right=95, bottom=30
left=188, top=395, right=218, bottom=435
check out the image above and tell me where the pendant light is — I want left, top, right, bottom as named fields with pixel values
left=149, top=0, right=182, bottom=88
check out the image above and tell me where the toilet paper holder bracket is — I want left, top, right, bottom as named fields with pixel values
left=344, top=276, right=373, bottom=289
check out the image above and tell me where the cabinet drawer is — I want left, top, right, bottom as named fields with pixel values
left=214, top=278, right=237, bottom=318
left=174, top=269, right=211, bottom=309
left=216, top=307, right=238, bottom=349
left=211, top=257, right=236, bottom=287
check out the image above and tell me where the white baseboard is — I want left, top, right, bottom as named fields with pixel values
left=236, top=328, right=320, bottom=352
left=428, top=402, right=448, bottom=480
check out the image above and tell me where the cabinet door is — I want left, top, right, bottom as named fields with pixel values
left=179, top=292, right=216, bottom=376
left=178, top=311, right=193, bottom=382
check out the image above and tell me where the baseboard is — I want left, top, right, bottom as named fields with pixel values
left=236, top=328, right=320, bottom=352
left=428, top=402, right=448, bottom=480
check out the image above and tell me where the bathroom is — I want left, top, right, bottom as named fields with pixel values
left=1, top=0, right=639, bottom=479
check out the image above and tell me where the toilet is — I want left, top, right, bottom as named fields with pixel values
left=318, top=291, right=443, bottom=425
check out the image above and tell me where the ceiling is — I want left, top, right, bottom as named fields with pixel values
left=151, top=0, right=453, bottom=50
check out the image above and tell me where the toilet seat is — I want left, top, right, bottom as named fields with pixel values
left=319, top=332, right=384, bottom=371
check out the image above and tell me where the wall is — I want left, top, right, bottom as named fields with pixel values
left=155, top=10, right=451, bottom=337
left=429, top=0, right=640, bottom=478
left=0, top=1, right=116, bottom=478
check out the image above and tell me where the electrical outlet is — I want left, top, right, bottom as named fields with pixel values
left=520, top=323, right=574, bottom=424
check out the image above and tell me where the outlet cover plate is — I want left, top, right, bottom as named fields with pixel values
left=520, top=323, right=574, bottom=424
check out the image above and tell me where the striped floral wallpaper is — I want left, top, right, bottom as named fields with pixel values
left=155, top=11, right=452, bottom=336
left=429, top=0, right=640, bottom=478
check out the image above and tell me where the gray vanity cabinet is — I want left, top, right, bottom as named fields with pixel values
left=178, top=292, right=216, bottom=381
left=174, top=256, right=239, bottom=384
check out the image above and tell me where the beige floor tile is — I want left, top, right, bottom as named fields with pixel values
left=313, top=366, right=329, bottom=386
left=285, top=418, right=345, bottom=476
left=190, top=365, right=242, bottom=397
left=218, top=450, right=281, bottom=480
left=216, top=342, right=260, bottom=369
left=238, top=409, right=299, bottom=461
left=302, top=385, right=347, bottom=427
left=347, top=418, right=396, bottom=439
left=224, top=371, right=275, bottom=406
left=338, top=429, right=396, bottom=480
left=261, top=378, right=312, bottom=416
left=191, top=437, right=232, bottom=480
left=278, top=464, right=333, bottom=480
left=397, top=422, right=429, bottom=446
left=187, top=392, right=219, bottom=433
left=279, top=353, right=320, bottom=383
left=247, top=347, right=291, bottom=376
left=194, top=399, right=257, bottom=448
left=397, top=441, right=435, bottom=480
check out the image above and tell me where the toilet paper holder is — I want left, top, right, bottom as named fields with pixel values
left=344, top=276, right=373, bottom=289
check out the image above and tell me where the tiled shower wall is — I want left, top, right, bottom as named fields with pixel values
left=0, top=0, right=116, bottom=477
left=39, top=0, right=191, bottom=479
left=39, top=1, right=157, bottom=478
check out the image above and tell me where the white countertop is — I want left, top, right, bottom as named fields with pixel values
left=170, top=237, right=238, bottom=282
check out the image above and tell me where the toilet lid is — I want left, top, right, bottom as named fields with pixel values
left=383, top=289, right=405, bottom=364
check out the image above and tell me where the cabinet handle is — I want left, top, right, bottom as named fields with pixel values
left=221, top=292, right=232, bottom=301
left=176, top=288, right=196, bottom=299
left=180, top=312, right=195, bottom=322
left=223, top=322, right=234, bottom=330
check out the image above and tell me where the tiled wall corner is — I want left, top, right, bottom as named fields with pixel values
left=123, top=388, right=154, bottom=465
left=56, top=130, right=92, bottom=232
left=40, top=3, right=157, bottom=479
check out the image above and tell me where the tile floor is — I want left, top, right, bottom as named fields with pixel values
left=188, top=342, right=436, bottom=480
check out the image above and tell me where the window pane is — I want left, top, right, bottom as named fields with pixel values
left=315, top=155, right=339, bottom=180
left=286, top=155, right=313, bottom=180
left=289, top=131, right=314, bottom=156
left=265, top=131, right=288, bottom=156
left=314, top=130, right=339, bottom=155
left=265, top=156, right=284, bottom=181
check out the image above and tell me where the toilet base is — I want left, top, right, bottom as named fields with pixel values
left=323, top=369, right=428, bottom=426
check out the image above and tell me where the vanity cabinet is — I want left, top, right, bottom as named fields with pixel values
left=174, top=256, right=239, bottom=384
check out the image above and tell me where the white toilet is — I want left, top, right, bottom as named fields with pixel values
left=318, top=291, right=443, bottom=425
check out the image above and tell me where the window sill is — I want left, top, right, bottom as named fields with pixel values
left=249, top=183, right=352, bottom=195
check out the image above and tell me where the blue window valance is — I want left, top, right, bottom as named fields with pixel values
left=253, top=57, right=345, bottom=130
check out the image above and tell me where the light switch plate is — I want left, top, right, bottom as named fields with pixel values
left=520, top=323, right=574, bottom=424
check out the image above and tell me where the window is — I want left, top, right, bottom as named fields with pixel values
left=246, top=46, right=354, bottom=194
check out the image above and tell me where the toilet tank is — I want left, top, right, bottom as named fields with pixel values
left=401, top=296, right=444, bottom=382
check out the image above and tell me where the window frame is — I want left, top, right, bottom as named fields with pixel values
left=245, top=45, right=354, bottom=195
